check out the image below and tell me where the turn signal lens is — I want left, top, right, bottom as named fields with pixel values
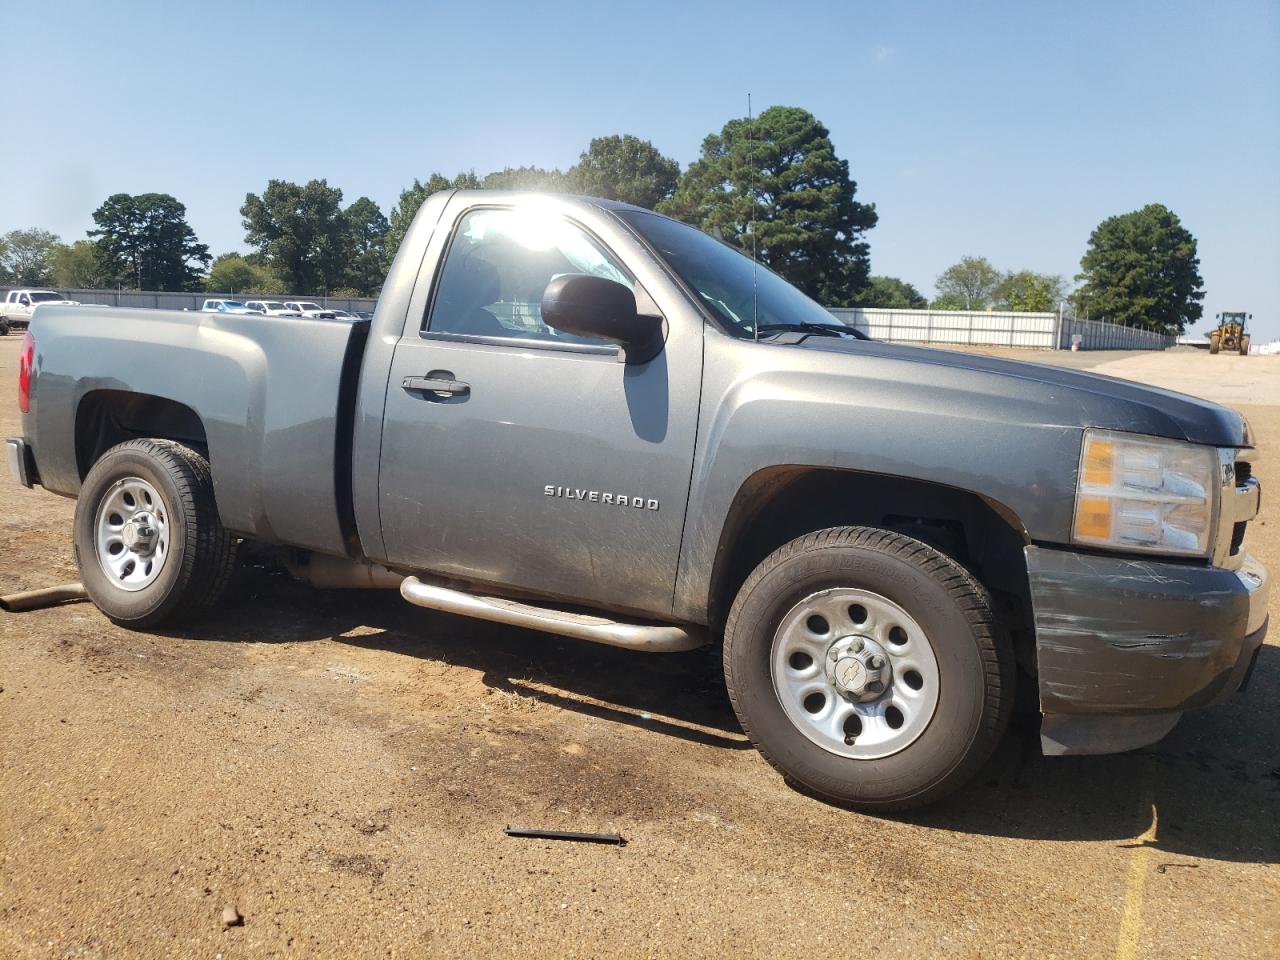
left=1074, top=497, right=1112, bottom=540
left=1072, top=430, right=1217, bottom=557
left=1082, top=439, right=1113, bottom=486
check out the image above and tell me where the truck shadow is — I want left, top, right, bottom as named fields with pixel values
left=216, top=570, right=748, bottom=751
left=889, top=645, right=1279, bottom=866
left=208, top=572, right=1278, bottom=865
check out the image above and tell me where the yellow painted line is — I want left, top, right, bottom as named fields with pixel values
left=1115, top=759, right=1158, bottom=960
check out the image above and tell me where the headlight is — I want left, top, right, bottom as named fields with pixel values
left=1072, top=429, right=1218, bottom=557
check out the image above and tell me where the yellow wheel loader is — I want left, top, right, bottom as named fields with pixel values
left=1208, top=312, right=1251, bottom=355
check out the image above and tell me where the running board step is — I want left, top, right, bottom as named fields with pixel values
left=399, top=577, right=707, bottom=653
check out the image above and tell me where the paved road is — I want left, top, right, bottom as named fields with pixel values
left=2, top=339, right=1277, bottom=959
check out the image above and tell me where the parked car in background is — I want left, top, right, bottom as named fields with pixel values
left=283, top=301, right=337, bottom=319
left=244, top=301, right=303, bottom=317
left=353, top=311, right=375, bottom=321
left=329, top=309, right=360, bottom=321
left=0, top=290, right=82, bottom=334
left=200, top=299, right=258, bottom=315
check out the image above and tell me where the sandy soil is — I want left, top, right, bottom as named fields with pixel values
left=1089, top=352, right=1280, bottom=407
left=942, top=345, right=1280, bottom=407
left=1, top=338, right=1277, bottom=959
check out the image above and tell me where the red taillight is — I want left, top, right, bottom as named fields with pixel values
left=18, top=332, right=34, bottom=413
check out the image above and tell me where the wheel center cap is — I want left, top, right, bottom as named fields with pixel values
left=826, top=635, right=892, bottom=701
left=122, top=514, right=157, bottom=555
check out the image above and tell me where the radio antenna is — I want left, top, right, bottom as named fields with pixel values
left=748, top=93, right=759, bottom=341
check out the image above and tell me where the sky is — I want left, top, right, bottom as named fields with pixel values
left=3, top=0, right=1277, bottom=339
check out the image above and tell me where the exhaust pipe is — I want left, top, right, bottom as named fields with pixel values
left=0, top=582, right=88, bottom=612
left=399, top=576, right=706, bottom=653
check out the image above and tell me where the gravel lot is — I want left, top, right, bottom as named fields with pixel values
left=2, top=338, right=1277, bottom=959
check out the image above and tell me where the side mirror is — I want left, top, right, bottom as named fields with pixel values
left=540, top=274, right=662, bottom=362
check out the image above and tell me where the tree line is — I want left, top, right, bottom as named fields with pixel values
left=0, top=105, right=1205, bottom=334
left=912, top=202, right=1205, bottom=333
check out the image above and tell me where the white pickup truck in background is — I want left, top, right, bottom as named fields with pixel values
left=0, top=290, right=81, bottom=334
left=283, top=300, right=337, bottom=319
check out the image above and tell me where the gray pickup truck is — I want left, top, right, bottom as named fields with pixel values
left=8, top=191, right=1268, bottom=810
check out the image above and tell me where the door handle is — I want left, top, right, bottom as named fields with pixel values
left=402, top=375, right=470, bottom=398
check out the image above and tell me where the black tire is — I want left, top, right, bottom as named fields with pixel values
left=73, top=439, right=236, bottom=629
left=0, top=318, right=9, bottom=337
left=723, top=526, right=1012, bottom=812
left=1209, top=335, right=1220, bottom=355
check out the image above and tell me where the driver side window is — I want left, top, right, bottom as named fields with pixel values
left=425, top=207, right=632, bottom=345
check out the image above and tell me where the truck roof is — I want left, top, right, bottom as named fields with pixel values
left=445, top=189, right=654, bottom=216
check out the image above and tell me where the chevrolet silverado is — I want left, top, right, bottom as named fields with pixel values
left=7, top=191, right=1268, bottom=810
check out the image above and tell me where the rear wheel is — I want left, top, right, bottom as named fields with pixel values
left=723, top=526, right=1012, bottom=811
left=0, top=318, right=9, bottom=337
left=73, top=439, right=235, bottom=629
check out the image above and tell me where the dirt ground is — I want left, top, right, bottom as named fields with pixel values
left=1, top=339, right=1277, bottom=959
left=967, top=345, right=1280, bottom=406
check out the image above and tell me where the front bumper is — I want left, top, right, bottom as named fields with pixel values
left=1025, top=544, right=1269, bottom=755
left=6, top=437, right=38, bottom=488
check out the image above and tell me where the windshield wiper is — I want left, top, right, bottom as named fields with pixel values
left=755, top=322, right=867, bottom=340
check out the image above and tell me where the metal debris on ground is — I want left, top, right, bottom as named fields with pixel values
left=504, top=826, right=626, bottom=846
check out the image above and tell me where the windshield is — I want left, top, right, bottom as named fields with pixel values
left=30, top=292, right=64, bottom=303
left=617, top=210, right=852, bottom=339
left=298, top=302, right=321, bottom=310
left=220, top=301, right=246, bottom=309
left=262, top=302, right=285, bottom=309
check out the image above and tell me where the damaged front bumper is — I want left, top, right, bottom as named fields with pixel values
left=1025, top=545, right=1269, bottom=756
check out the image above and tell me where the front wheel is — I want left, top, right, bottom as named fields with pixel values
left=73, top=439, right=236, bottom=629
left=723, top=526, right=1012, bottom=811
left=0, top=318, right=9, bottom=337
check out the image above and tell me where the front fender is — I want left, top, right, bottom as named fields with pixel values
left=672, top=338, right=1082, bottom=622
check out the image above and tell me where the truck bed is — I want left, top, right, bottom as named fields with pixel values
left=26, top=306, right=368, bottom=558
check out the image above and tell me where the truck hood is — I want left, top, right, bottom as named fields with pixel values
left=790, top=337, right=1249, bottom=448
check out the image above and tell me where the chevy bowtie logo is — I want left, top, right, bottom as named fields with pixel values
left=544, top=485, right=659, bottom=511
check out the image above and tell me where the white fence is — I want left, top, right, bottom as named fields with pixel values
left=4, top=287, right=1174, bottom=351
left=827, top=308, right=1174, bottom=351
left=0, top=287, right=378, bottom=313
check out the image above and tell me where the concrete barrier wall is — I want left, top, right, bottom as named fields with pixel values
left=827, top=308, right=1173, bottom=351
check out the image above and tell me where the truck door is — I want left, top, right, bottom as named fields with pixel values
left=377, top=200, right=703, bottom=617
